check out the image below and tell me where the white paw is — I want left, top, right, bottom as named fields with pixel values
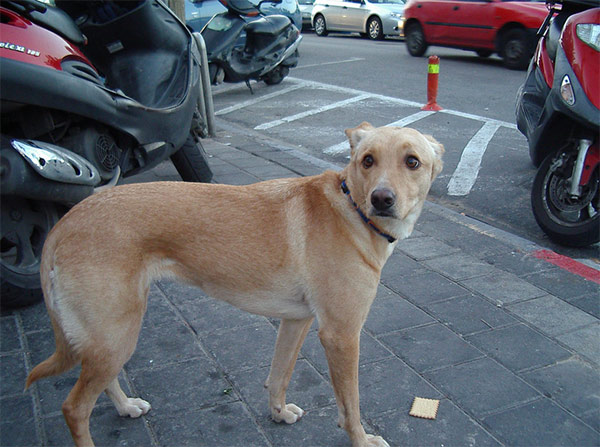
left=272, top=403, right=304, bottom=424
left=117, top=398, right=151, bottom=418
left=365, top=434, right=389, bottom=447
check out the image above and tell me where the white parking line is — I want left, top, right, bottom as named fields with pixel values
left=254, top=93, right=372, bottom=130
left=296, top=57, right=365, bottom=70
left=214, top=77, right=521, bottom=197
left=215, top=84, right=304, bottom=116
left=447, top=121, right=502, bottom=196
left=324, top=110, right=436, bottom=155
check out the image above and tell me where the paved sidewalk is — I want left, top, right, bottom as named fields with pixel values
left=1, top=132, right=599, bottom=447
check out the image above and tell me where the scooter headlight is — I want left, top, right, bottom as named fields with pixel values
left=560, top=75, right=575, bottom=106
left=576, top=23, right=600, bottom=52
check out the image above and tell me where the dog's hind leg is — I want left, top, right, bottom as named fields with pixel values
left=265, top=317, right=314, bottom=424
left=62, top=358, right=122, bottom=447
left=105, top=377, right=151, bottom=418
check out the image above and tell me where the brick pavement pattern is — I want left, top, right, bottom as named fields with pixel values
left=1, top=133, right=598, bottom=446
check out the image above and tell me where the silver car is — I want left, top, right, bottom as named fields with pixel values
left=311, top=0, right=404, bottom=40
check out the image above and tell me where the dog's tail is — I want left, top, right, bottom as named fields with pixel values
left=25, top=323, right=78, bottom=390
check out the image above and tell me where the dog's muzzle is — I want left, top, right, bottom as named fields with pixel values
left=371, top=188, right=396, bottom=217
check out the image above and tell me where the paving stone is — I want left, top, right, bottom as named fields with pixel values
left=523, top=358, right=600, bottom=432
left=465, top=324, right=572, bottom=372
left=508, top=295, right=598, bottom=336
left=177, top=298, right=267, bottom=335
left=156, top=279, right=210, bottom=307
left=228, top=359, right=335, bottom=418
left=382, top=271, right=469, bottom=305
left=524, top=268, right=600, bottom=302
left=151, top=401, right=269, bottom=446
left=482, top=398, right=600, bottom=447
left=444, top=230, right=516, bottom=258
left=396, top=236, right=460, bottom=261
left=13, top=300, right=51, bottom=334
left=45, top=404, right=153, bottom=447
left=572, top=294, right=600, bottom=318
left=372, top=399, right=501, bottom=447
left=214, top=171, right=259, bottom=185
left=423, top=253, right=497, bottom=281
left=483, top=250, right=556, bottom=277
left=0, top=316, right=20, bottom=353
left=24, top=329, right=55, bottom=369
left=128, top=319, right=206, bottom=371
left=128, top=357, right=236, bottom=419
left=364, top=294, right=434, bottom=335
left=557, top=323, right=600, bottom=365
left=461, top=271, right=546, bottom=306
left=0, top=353, right=26, bottom=397
left=380, top=251, right=428, bottom=282
left=358, top=357, right=442, bottom=417
left=379, top=324, right=484, bottom=372
left=0, top=396, right=39, bottom=446
left=424, top=294, right=516, bottom=336
left=201, top=324, right=277, bottom=372
left=425, top=358, right=539, bottom=418
left=142, top=287, right=180, bottom=329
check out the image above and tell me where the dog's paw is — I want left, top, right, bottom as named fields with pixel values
left=364, top=434, right=390, bottom=447
left=271, top=403, right=304, bottom=424
left=117, top=398, right=151, bottom=418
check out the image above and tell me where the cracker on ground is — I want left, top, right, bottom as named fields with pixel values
left=409, top=397, right=440, bottom=420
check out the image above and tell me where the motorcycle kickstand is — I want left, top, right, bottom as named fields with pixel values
left=245, top=79, right=254, bottom=94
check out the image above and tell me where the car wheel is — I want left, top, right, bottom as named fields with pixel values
left=405, top=22, right=427, bottom=57
left=314, top=14, right=328, bottom=37
left=367, top=17, right=383, bottom=40
left=501, top=29, right=530, bottom=70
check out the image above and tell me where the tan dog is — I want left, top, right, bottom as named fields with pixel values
left=25, top=122, right=443, bottom=447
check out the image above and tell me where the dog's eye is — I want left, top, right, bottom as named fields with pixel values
left=362, top=155, right=374, bottom=169
left=406, top=156, right=420, bottom=170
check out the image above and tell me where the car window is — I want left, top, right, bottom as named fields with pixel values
left=368, top=0, right=405, bottom=4
left=298, top=0, right=314, bottom=4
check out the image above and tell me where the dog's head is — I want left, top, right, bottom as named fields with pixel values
left=343, top=121, right=444, bottom=240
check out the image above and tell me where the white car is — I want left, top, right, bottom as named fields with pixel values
left=311, top=0, right=405, bottom=40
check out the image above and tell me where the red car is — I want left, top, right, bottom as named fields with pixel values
left=401, top=0, right=549, bottom=69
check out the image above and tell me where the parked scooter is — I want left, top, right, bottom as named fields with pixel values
left=516, top=0, right=599, bottom=247
left=0, top=0, right=213, bottom=307
left=201, top=0, right=302, bottom=90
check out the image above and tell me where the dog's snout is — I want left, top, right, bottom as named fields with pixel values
left=371, top=188, right=396, bottom=211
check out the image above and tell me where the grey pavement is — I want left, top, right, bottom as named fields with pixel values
left=1, top=131, right=599, bottom=447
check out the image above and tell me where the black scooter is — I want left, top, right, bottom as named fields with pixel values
left=201, top=0, right=302, bottom=90
left=1, top=0, right=213, bottom=307
left=515, top=0, right=599, bottom=247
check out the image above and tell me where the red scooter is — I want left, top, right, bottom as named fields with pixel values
left=1, top=1, right=213, bottom=307
left=516, top=0, right=599, bottom=247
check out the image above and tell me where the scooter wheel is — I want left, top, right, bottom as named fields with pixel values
left=170, top=134, right=213, bottom=183
left=263, top=66, right=289, bottom=86
left=0, top=198, right=61, bottom=308
left=531, top=150, right=600, bottom=247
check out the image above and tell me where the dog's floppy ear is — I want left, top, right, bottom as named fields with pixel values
left=345, top=122, right=374, bottom=156
left=424, top=134, right=445, bottom=180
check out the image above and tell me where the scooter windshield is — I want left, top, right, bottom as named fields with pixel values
left=207, top=15, right=235, bottom=32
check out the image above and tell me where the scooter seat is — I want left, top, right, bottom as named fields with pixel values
left=246, top=15, right=290, bottom=35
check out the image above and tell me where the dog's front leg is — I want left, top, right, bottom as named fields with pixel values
left=265, top=317, right=314, bottom=424
left=319, top=327, right=389, bottom=447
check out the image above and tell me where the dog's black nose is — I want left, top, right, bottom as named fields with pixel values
left=371, top=188, right=396, bottom=211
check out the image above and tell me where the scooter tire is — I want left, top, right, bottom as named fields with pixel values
left=0, top=198, right=61, bottom=308
left=170, top=135, right=213, bottom=183
left=531, top=151, right=600, bottom=247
